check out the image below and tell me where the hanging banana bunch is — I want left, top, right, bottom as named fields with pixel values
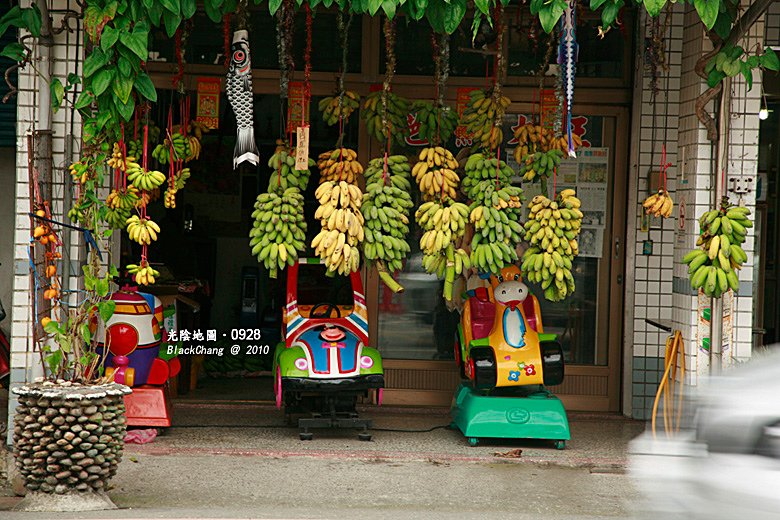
left=517, top=149, right=564, bottom=183
left=249, top=145, right=314, bottom=278
left=319, top=91, right=361, bottom=126
left=413, top=146, right=460, bottom=201
left=268, top=146, right=315, bottom=192
left=126, top=215, right=161, bottom=246
left=643, top=189, right=674, bottom=218
left=126, top=262, right=161, bottom=286
left=461, top=89, right=511, bottom=151
left=415, top=199, right=471, bottom=301
left=163, top=168, right=191, bottom=209
left=362, top=155, right=414, bottom=292
left=463, top=153, right=525, bottom=275
left=105, top=186, right=141, bottom=229
left=311, top=180, right=365, bottom=275
left=362, top=90, right=409, bottom=146
left=512, top=124, right=553, bottom=165
left=521, top=190, right=583, bottom=302
left=152, top=130, right=201, bottom=164
left=317, top=148, right=364, bottom=184
left=250, top=188, right=307, bottom=279
left=411, top=100, right=459, bottom=146
left=684, top=201, right=751, bottom=298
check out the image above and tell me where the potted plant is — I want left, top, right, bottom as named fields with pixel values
left=0, top=2, right=132, bottom=511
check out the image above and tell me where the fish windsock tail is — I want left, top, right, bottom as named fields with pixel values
left=233, top=127, right=260, bottom=169
left=566, top=113, right=576, bottom=158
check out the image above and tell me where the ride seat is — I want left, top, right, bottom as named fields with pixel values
left=469, top=290, right=495, bottom=340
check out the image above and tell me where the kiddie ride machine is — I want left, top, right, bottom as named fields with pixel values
left=95, top=289, right=181, bottom=427
left=273, top=259, right=384, bottom=441
left=452, top=265, right=570, bottom=449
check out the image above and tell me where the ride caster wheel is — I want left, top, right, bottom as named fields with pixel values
left=358, top=432, right=372, bottom=442
left=468, top=437, right=480, bottom=447
left=299, top=432, right=313, bottom=441
left=554, top=440, right=566, bottom=450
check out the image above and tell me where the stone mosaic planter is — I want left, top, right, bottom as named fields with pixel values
left=11, top=381, right=131, bottom=511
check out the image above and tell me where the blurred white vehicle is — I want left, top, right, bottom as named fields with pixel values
left=630, top=349, right=780, bottom=520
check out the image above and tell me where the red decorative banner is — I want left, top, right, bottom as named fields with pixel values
left=454, top=87, right=479, bottom=148
left=539, top=88, right=558, bottom=129
left=196, top=77, right=221, bottom=130
left=287, top=82, right=310, bottom=133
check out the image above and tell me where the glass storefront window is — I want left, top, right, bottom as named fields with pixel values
left=377, top=114, right=612, bottom=366
left=383, top=17, right=489, bottom=77
left=506, top=12, right=626, bottom=79
left=149, top=10, right=362, bottom=72
left=377, top=175, right=460, bottom=360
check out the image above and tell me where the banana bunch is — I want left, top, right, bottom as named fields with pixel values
left=518, top=149, right=564, bottom=183
left=188, top=120, right=211, bottom=140
left=107, top=143, right=130, bottom=170
left=152, top=132, right=201, bottom=164
left=126, top=262, right=160, bottom=286
left=521, top=190, right=583, bottom=302
left=317, top=148, right=364, bottom=184
left=106, top=186, right=140, bottom=211
left=461, top=89, right=511, bottom=150
left=684, top=203, right=752, bottom=297
left=69, top=160, right=91, bottom=185
left=362, top=90, right=410, bottom=146
left=127, top=160, right=166, bottom=191
left=415, top=200, right=471, bottom=300
left=126, top=139, right=142, bottom=161
left=311, top=181, right=365, bottom=275
left=318, top=91, right=361, bottom=126
left=642, top=189, right=674, bottom=218
left=250, top=188, right=307, bottom=278
left=163, top=168, right=191, bottom=209
left=512, top=124, right=554, bottom=164
left=410, top=100, right=459, bottom=145
left=364, top=155, right=413, bottom=191
left=105, top=207, right=132, bottom=229
left=461, top=153, right=517, bottom=203
left=268, top=147, right=315, bottom=192
left=126, top=215, right=161, bottom=246
left=549, top=133, right=583, bottom=154
left=413, top=146, right=460, bottom=201
left=362, top=156, right=415, bottom=290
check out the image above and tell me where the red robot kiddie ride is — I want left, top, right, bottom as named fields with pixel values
left=94, top=289, right=180, bottom=427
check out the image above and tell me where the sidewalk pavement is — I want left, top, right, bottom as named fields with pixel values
left=126, top=401, right=645, bottom=469
left=1, top=400, right=645, bottom=515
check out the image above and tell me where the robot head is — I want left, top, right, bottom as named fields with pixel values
left=490, top=265, right=528, bottom=311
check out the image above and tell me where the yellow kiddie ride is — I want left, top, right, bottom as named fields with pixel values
left=451, top=265, right=570, bottom=448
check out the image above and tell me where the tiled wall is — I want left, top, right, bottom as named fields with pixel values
left=7, top=0, right=83, bottom=443
left=626, top=6, right=685, bottom=420
left=627, top=2, right=764, bottom=419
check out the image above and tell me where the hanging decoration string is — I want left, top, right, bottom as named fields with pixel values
left=492, top=4, right=506, bottom=189
left=335, top=11, right=353, bottom=149
left=431, top=31, right=450, bottom=147
left=303, top=3, right=312, bottom=128
left=223, top=13, right=232, bottom=68
left=381, top=15, right=397, bottom=181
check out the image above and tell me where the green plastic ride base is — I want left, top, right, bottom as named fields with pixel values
left=450, top=383, right=571, bottom=449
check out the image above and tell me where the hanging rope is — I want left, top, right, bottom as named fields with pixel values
left=381, top=16, right=397, bottom=158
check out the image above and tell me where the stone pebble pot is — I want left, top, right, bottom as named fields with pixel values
left=11, top=381, right=131, bottom=511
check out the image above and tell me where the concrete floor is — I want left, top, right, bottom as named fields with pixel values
left=1, top=397, right=645, bottom=518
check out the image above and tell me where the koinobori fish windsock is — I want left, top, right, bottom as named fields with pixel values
left=558, top=2, right=578, bottom=158
left=227, top=30, right=260, bottom=169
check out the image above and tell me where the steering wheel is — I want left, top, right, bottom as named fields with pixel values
left=310, top=302, right=341, bottom=319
